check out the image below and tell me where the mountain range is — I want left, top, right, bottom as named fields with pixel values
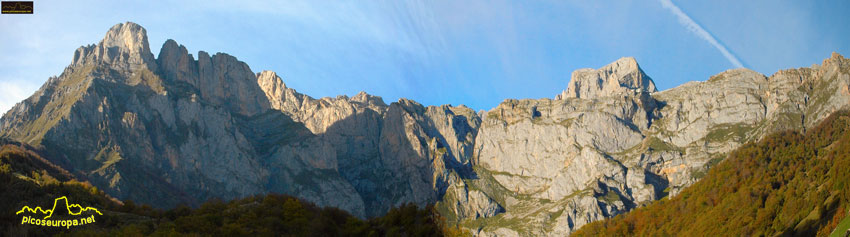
left=2, top=22, right=849, bottom=236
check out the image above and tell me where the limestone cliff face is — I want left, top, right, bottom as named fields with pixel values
left=467, top=54, right=850, bottom=236
left=257, top=69, right=488, bottom=217
left=2, top=22, right=850, bottom=235
left=157, top=39, right=270, bottom=116
left=0, top=22, right=492, bottom=218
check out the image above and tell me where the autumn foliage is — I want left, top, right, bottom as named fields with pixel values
left=575, top=111, right=850, bottom=236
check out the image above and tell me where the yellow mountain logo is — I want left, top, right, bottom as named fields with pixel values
left=15, top=196, right=101, bottom=228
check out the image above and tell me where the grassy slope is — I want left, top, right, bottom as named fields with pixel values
left=575, top=111, right=850, bottom=236
left=0, top=142, right=125, bottom=236
left=832, top=215, right=850, bottom=237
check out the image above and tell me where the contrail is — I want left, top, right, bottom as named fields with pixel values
left=659, top=0, right=744, bottom=68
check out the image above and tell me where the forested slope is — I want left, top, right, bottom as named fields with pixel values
left=574, top=111, right=850, bottom=236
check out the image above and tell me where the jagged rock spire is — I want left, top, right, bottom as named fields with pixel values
left=72, top=22, right=156, bottom=67
left=100, top=22, right=153, bottom=59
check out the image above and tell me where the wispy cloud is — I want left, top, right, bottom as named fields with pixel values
left=3, top=0, right=841, bottom=112
left=659, top=0, right=744, bottom=68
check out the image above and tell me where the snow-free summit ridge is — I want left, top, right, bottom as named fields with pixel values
left=2, top=22, right=849, bottom=236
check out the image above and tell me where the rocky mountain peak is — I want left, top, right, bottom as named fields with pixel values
left=351, top=91, right=387, bottom=107
left=101, top=22, right=151, bottom=56
left=257, top=70, right=285, bottom=88
left=157, top=39, right=196, bottom=84
left=824, top=52, right=847, bottom=68
left=830, top=51, right=844, bottom=61
left=158, top=39, right=189, bottom=62
left=257, top=70, right=302, bottom=113
left=72, top=22, right=156, bottom=67
left=556, top=57, right=657, bottom=100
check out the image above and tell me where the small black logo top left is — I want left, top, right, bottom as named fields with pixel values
left=2, top=1, right=33, bottom=14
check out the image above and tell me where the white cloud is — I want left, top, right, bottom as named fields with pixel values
left=659, top=0, right=744, bottom=68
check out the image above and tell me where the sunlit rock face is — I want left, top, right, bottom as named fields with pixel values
left=469, top=53, right=850, bottom=236
left=556, top=57, right=657, bottom=100
left=3, top=22, right=850, bottom=235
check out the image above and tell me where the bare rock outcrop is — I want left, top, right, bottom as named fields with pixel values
left=3, top=23, right=850, bottom=236
left=468, top=53, right=850, bottom=236
left=556, top=57, right=657, bottom=100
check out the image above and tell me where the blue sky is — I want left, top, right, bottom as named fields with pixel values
left=1, top=0, right=848, bottom=113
